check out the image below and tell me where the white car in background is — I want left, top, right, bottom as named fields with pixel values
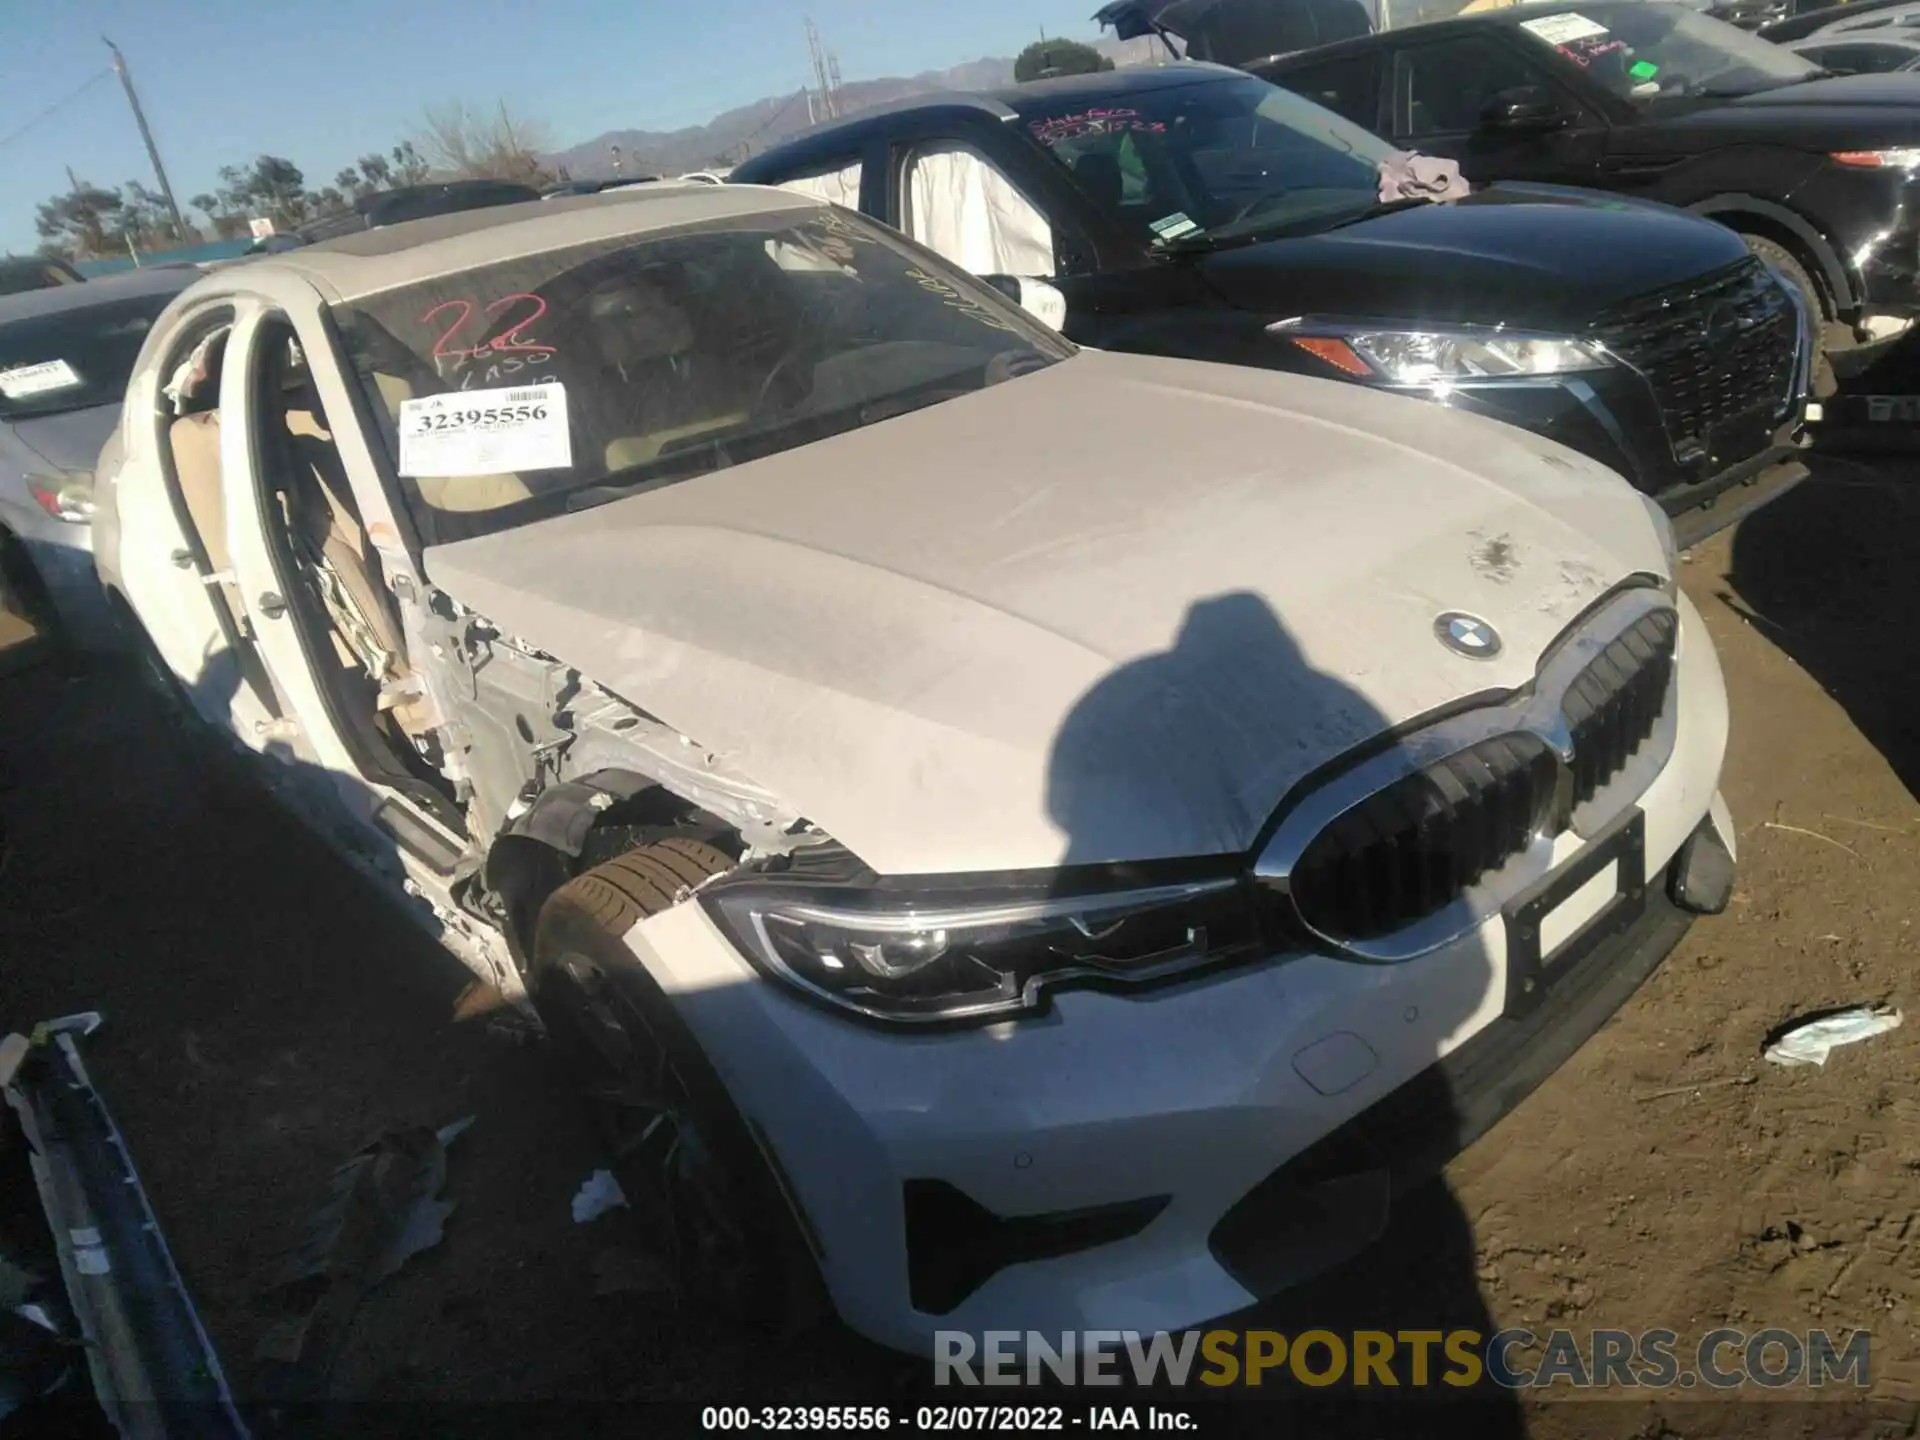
left=93, top=182, right=1736, bottom=1354
left=0, top=266, right=199, bottom=648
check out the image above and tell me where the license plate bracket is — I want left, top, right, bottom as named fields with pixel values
left=1503, top=809, right=1647, bottom=1019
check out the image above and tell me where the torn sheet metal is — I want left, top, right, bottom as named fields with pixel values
left=255, top=1116, right=473, bottom=1396
left=2, top=1015, right=249, bottom=1439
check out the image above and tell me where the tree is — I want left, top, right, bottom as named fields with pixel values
left=117, top=180, right=188, bottom=248
left=357, top=152, right=394, bottom=190
left=1014, top=38, right=1115, bottom=81
left=246, top=154, right=309, bottom=223
left=389, top=142, right=430, bottom=187
left=191, top=190, right=247, bottom=241
left=414, top=103, right=553, bottom=187
left=34, top=183, right=125, bottom=259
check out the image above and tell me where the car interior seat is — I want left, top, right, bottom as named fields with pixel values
left=1069, top=152, right=1126, bottom=215
left=588, top=270, right=757, bottom=471
left=277, top=362, right=437, bottom=738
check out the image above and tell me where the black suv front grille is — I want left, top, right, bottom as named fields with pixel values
left=1563, top=607, right=1679, bottom=807
left=1590, top=258, right=1797, bottom=463
left=1287, top=606, right=1679, bottom=945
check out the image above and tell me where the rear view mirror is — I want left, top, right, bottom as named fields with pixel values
left=982, top=275, right=1069, bottom=331
left=1478, top=86, right=1574, bottom=132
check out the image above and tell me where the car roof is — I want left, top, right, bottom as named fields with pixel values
left=220, top=182, right=825, bottom=303
left=0, top=263, right=198, bottom=325
left=737, top=61, right=1246, bottom=170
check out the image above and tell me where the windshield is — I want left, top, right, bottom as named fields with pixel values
left=336, top=206, right=1069, bottom=545
left=0, top=293, right=173, bottom=422
left=1513, top=4, right=1824, bottom=101
left=1016, top=75, right=1401, bottom=250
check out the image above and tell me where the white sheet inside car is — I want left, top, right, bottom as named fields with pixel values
left=904, top=146, right=1056, bottom=280
left=776, top=161, right=863, bottom=208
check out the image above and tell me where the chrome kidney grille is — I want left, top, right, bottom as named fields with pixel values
left=1258, top=589, right=1681, bottom=960
left=1290, top=734, right=1560, bottom=944
left=1563, top=607, right=1678, bottom=809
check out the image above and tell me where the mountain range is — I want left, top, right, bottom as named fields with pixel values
left=544, top=36, right=1166, bottom=180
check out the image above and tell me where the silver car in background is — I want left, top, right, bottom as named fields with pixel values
left=0, top=265, right=197, bottom=649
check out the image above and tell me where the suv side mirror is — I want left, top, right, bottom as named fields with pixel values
left=1478, top=86, right=1574, bottom=132
left=982, top=275, right=1069, bottom=331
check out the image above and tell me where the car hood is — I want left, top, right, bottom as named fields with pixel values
left=2, top=403, right=121, bottom=475
left=1627, top=72, right=1920, bottom=149
left=427, top=349, right=1668, bottom=876
left=1195, top=183, right=1753, bottom=329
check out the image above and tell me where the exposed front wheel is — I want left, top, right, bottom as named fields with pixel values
left=530, top=839, right=828, bottom=1329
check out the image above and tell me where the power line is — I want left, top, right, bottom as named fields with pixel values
left=0, top=68, right=112, bottom=152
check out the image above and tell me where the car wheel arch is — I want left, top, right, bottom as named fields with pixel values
left=1688, top=195, right=1849, bottom=318
left=482, top=767, right=743, bottom=971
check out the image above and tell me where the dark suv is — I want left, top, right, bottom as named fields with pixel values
left=1257, top=0, right=1920, bottom=369
left=734, top=63, right=1815, bottom=525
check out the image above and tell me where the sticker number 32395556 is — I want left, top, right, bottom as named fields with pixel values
left=397, top=381, right=572, bottom=478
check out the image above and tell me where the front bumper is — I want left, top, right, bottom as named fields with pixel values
left=625, top=594, right=1732, bottom=1356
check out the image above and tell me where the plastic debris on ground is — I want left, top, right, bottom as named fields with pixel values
left=1763, top=1004, right=1903, bottom=1068
left=2, top=1010, right=245, bottom=1437
left=571, top=1168, right=629, bottom=1224
left=254, top=1114, right=475, bottom=1398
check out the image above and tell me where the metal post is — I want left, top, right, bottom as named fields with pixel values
left=103, top=38, right=186, bottom=241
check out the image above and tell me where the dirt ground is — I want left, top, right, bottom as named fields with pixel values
left=1, top=454, right=1915, bottom=1437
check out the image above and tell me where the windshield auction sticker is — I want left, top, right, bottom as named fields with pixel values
left=0, top=358, right=81, bottom=399
left=1519, top=12, right=1608, bottom=44
left=397, top=381, right=572, bottom=477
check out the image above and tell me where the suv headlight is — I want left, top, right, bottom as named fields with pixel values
left=1270, top=320, right=1609, bottom=384
left=25, top=470, right=95, bottom=523
left=704, top=871, right=1265, bottom=1025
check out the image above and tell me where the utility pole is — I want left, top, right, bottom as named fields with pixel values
left=805, top=17, right=842, bottom=121
left=103, top=38, right=186, bottom=240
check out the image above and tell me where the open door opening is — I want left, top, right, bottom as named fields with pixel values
left=247, top=319, right=460, bottom=817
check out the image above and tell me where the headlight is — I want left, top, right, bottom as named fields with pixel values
left=1270, top=321, right=1609, bottom=384
left=25, top=470, right=95, bottom=523
left=704, top=871, right=1265, bottom=1025
left=1831, top=149, right=1920, bottom=170
left=1641, top=493, right=1679, bottom=590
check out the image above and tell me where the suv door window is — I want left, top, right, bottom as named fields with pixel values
left=1399, top=36, right=1560, bottom=138
left=900, top=143, right=1058, bottom=278
left=1270, top=53, right=1385, bottom=128
left=774, top=158, right=863, bottom=208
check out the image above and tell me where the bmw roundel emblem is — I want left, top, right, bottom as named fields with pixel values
left=1435, top=611, right=1502, bottom=659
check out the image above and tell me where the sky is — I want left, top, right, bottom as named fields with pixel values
left=0, top=0, right=1115, bottom=253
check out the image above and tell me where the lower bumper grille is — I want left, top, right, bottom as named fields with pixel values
left=1591, top=257, right=1798, bottom=463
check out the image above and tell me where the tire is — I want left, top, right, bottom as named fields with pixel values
left=1742, top=232, right=1840, bottom=396
left=531, top=838, right=828, bottom=1330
